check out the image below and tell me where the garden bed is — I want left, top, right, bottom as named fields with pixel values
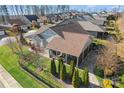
left=20, top=57, right=85, bottom=88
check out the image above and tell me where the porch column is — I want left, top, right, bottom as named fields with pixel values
left=87, top=46, right=90, bottom=53
left=65, top=54, right=68, bottom=63
left=56, top=51, right=57, bottom=59
left=76, top=57, right=79, bottom=67
left=102, top=33, right=104, bottom=38
left=49, top=49, right=51, bottom=58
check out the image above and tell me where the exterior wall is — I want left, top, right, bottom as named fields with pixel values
left=48, top=49, right=77, bottom=64
left=97, top=32, right=104, bottom=38
left=41, top=29, right=57, bottom=43
left=78, top=43, right=93, bottom=65
left=20, top=16, right=31, bottom=25
left=28, top=29, right=58, bottom=48
left=89, top=31, right=98, bottom=38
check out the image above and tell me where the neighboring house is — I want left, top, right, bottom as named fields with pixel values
left=38, top=16, right=48, bottom=25
left=56, top=18, right=105, bottom=38
left=46, top=14, right=56, bottom=23
left=82, top=14, right=106, bottom=26
left=25, top=25, right=58, bottom=49
left=78, top=21, right=105, bottom=38
left=0, top=29, right=7, bottom=39
left=0, top=15, right=31, bottom=31
left=0, top=25, right=11, bottom=39
left=24, top=15, right=39, bottom=22
left=46, top=13, right=64, bottom=23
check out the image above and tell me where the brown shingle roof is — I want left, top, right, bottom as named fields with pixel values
left=39, top=16, right=47, bottom=21
left=78, top=21, right=104, bottom=32
left=50, top=22, right=89, bottom=38
left=9, top=19, right=27, bottom=26
left=35, top=25, right=49, bottom=34
left=47, top=31, right=92, bottom=57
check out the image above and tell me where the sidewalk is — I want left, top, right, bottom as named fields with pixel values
left=0, top=65, right=22, bottom=88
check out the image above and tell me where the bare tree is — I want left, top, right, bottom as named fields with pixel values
left=97, top=43, right=118, bottom=77
left=0, top=5, right=10, bottom=24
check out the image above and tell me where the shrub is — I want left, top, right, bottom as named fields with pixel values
left=50, top=59, right=57, bottom=75
left=72, top=68, right=80, bottom=88
left=103, top=79, right=113, bottom=88
left=94, top=66, right=104, bottom=78
left=84, top=68, right=89, bottom=87
left=81, top=70, right=85, bottom=85
left=58, top=58, right=63, bottom=74
left=70, top=60, right=75, bottom=79
left=104, top=68, right=114, bottom=77
left=107, top=15, right=116, bottom=21
left=60, top=64, right=66, bottom=81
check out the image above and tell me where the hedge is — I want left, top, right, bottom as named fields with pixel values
left=72, top=68, right=80, bottom=88
left=60, top=64, right=66, bottom=81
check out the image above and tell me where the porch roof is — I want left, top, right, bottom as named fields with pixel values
left=47, top=31, right=92, bottom=57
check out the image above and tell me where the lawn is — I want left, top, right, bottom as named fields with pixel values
left=0, top=45, right=48, bottom=88
left=0, top=44, right=85, bottom=88
left=23, top=54, right=85, bottom=88
left=24, top=58, right=65, bottom=88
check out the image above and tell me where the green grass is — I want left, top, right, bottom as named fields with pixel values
left=25, top=57, right=85, bottom=88
left=0, top=45, right=47, bottom=88
left=25, top=58, right=65, bottom=88
left=0, top=44, right=85, bottom=88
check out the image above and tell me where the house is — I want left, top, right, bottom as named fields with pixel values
left=24, top=25, right=58, bottom=49
left=24, top=15, right=39, bottom=22
left=26, top=21, right=93, bottom=66
left=82, top=14, right=106, bottom=26
left=0, top=25, right=11, bottom=39
left=47, top=25, right=92, bottom=67
left=0, top=15, right=31, bottom=31
left=0, top=29, right=7, bottom=39
left=38, top=16, right=48, bottom=25
left=56, top=18, right=105, bottom=38
left=46, top=14, right=57, bottom=23
left=78, top=21, right=105, bottom=38
left=24, top=16, right=105, bottom=66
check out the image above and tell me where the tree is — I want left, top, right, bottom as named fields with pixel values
left=58, top=57, right=63, bottom=74
left=60, top=64, right=66, bottom=81
left=0, top=5, right=10, bottom=24
left=69, top=60, right=75, bottom=79
left=50, top=58, right=57, bottom=75
left=81, top=70, right=85, bottom=85
left=72, top=68, right=80, bottom=88
left=107, top=15, right=116, bottom=21
left=97, top=43, right=118, bottom=77
left=84, top=68, right=89, bottom=87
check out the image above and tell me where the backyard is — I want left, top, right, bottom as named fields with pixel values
left=0, top=44, right=86, bottom=88
left=0, top=45, right=47, bottom=88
